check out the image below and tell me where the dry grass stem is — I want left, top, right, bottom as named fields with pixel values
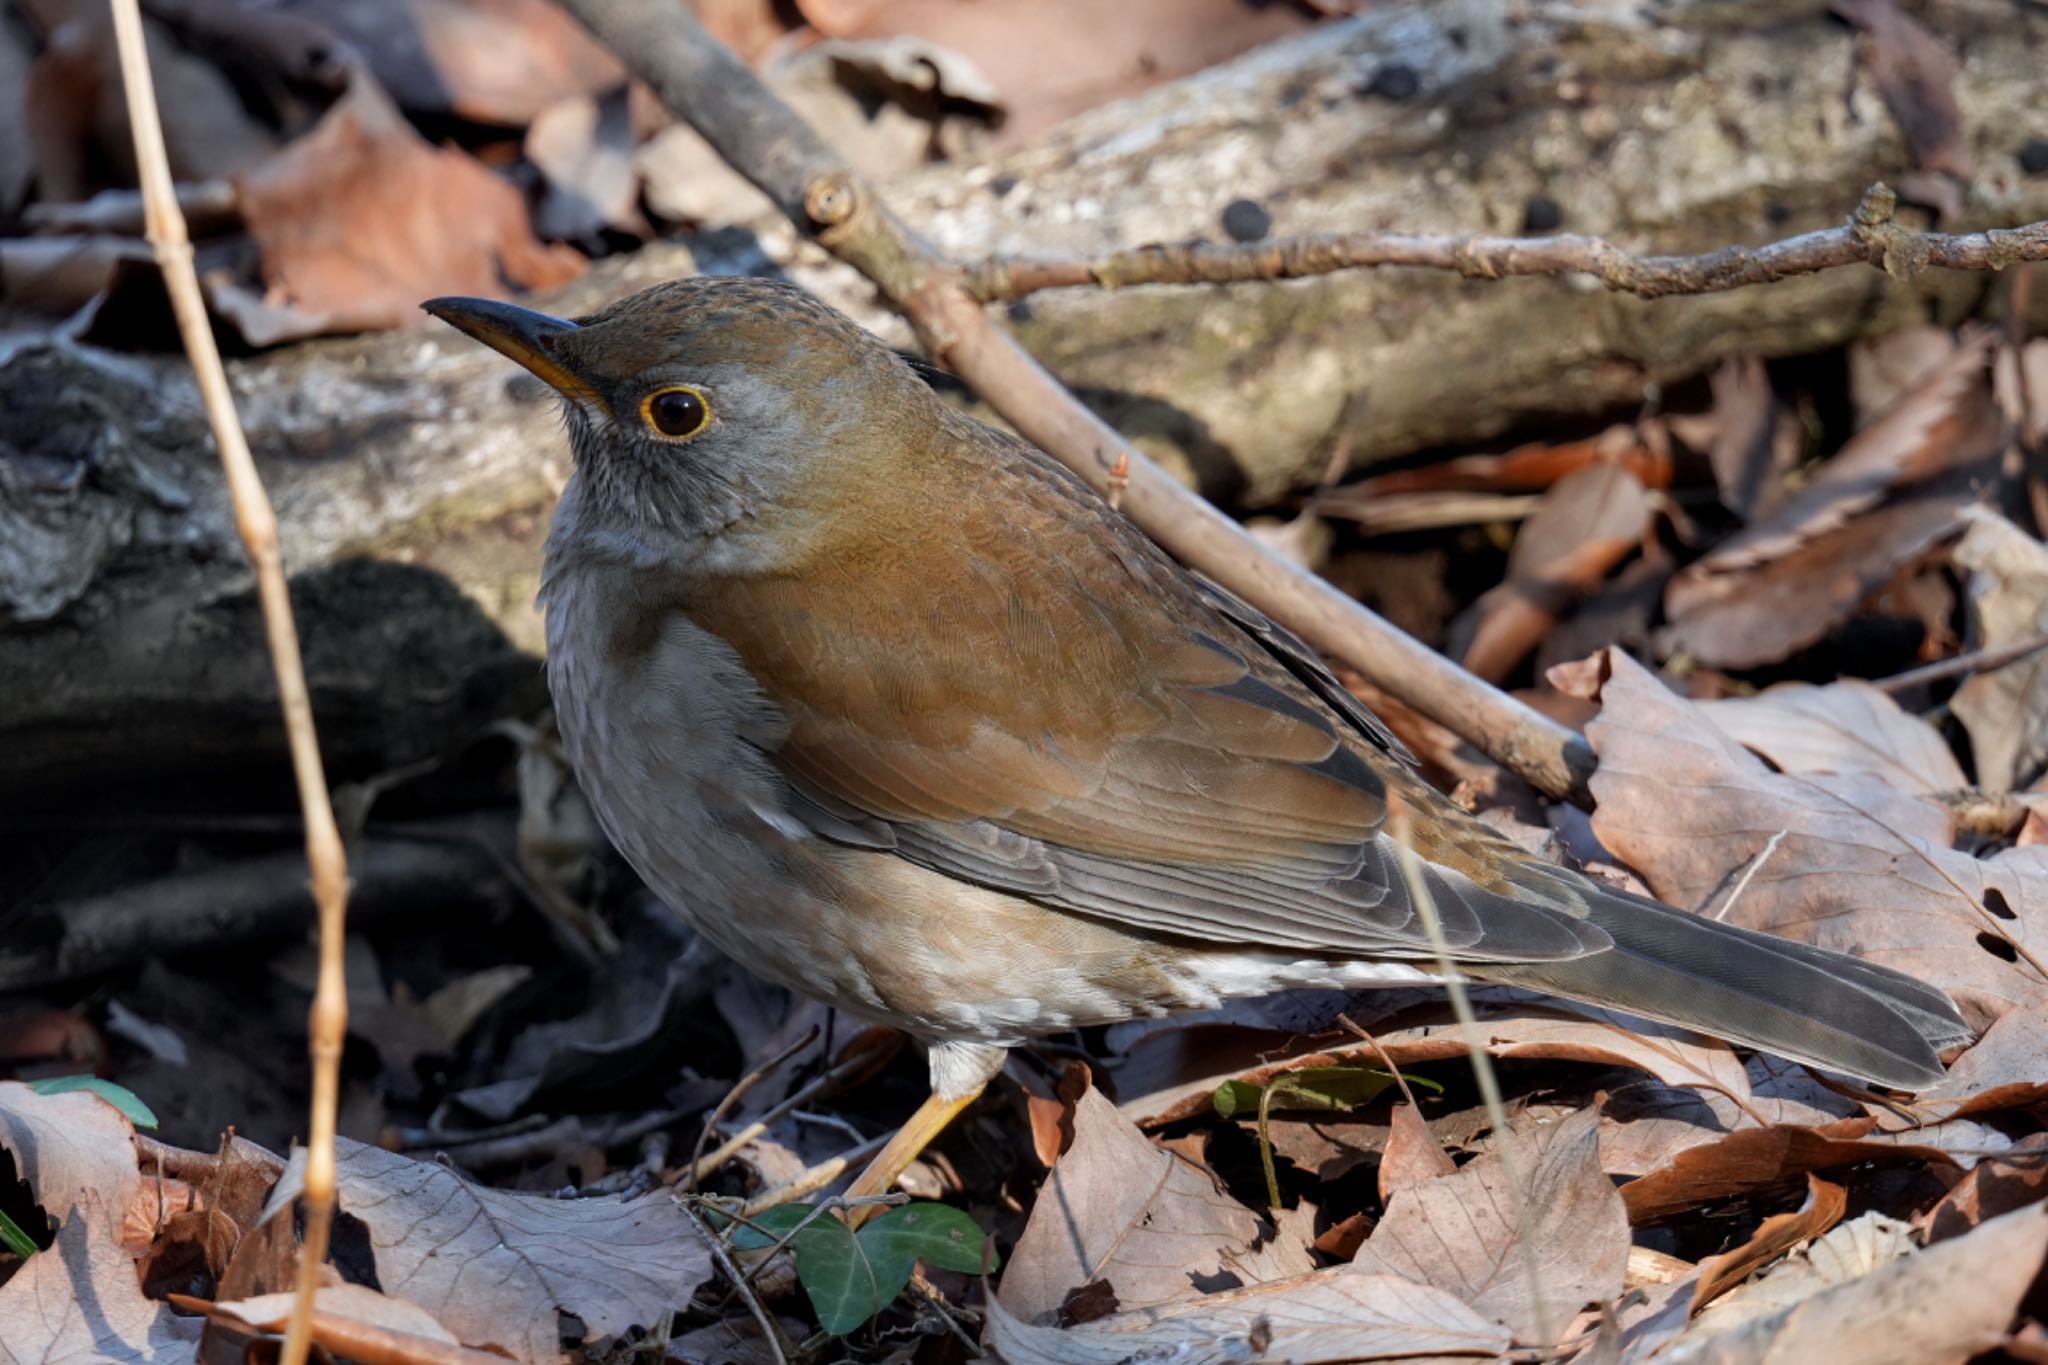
left=107, top=6, right=351, bottom=1362
left=1385, top=794, right=1555, bottom=1346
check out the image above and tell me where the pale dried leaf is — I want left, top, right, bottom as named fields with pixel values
left=1876, top=1000, right=2048, bottom=1129
left=1582, top=649, right=2047, bottom=1030
left=334, top=1138, right=714, bottom=1362
left=0, top=1198, right=201, bottom=1364
left=0, top=1080, right=139, bottom=1236
left=1352, top=1107, right=1628, bottom=1340
left=1698, top=680, right=1966, bottom=793
left=1691, top=1175, right=1848, bottom=1311
left=1379, top=1101, right=1456, bottom=1199
left=1951, top=509, right=2048, bottom=792
left=985, top=1268, right=1510, bottom=1364
left=1667, top=1201, right=2044, bottom=1365
left=998, top=1089, right=1310, bottom=1322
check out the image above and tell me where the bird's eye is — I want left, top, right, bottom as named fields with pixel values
left=641, top=386, right=711, bottom=441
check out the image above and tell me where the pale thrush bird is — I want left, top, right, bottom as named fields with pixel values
left=426, top=278, right=1969, bottom=1197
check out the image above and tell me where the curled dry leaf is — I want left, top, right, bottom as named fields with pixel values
left=1667, top=1203, right=2048, bottom=1364
left=1690, top=1174, right=1848, bottom=1312
left=1618, top=1117, right=1957, bottom=1225
left=1951, top=509, right=2048, bottom=793
left=1697, top=680, right=1966, bottom=794
left=1686, top=1209, right=1917, bottom=1341
left=1350, top=1106, right=1628, bottom=1342
left=230, top=71, right=584, bottom=344
left=1457, top=462, right=1651, bottom=684
left=985, top=1268, right=1511, bottom=1365
left=998, top=1088, right=1311, bottom=1324
left=1661, top=334, right=2006, bottom=668
left=1571, top=648, right=2048, bottom=1031
left=1599, top=1055, right=1862, bottom=1182
left=1378, top=1100, right=1455, bottom=1200
left=332, top=1138, right=715, bottom=1363
left=1706, top=355, right=1782, bottom=521
left=1924, top=1133, right=2048, bottom=1242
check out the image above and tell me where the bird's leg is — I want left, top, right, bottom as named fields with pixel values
left=842, top=1041, right=1006, bottom=1225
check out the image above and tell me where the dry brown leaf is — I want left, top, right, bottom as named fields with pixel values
left=1924, top=1133, right=2048, bottom=1242
left=1667, top=1202, right=2048, bottom=1363
left=1661, top=335, right=2006, bottom=667
left=1832, top=0, right=1970, bottom=180
left=1951, top=510, right=2048, bottom=793
left=1351, top=1107, right=1628, bottom=1341
left=0, top=1197, right=202, bottom=1364
left=795, top=0, right=1314, bottom=147
left=1618, top=1118, right=1956, bottom=1225
left=1599, top=1056, right=1861, bottom=1181
left=1378, top=1101, right=1455, bottom=1200
left=985, top=1267, right=1511, bottom=1364
left=998, top=1088, right=1311, bottom=1324
left=1706, top=355, right=1782, bottom=520
left=1572, top=648, right=2047, bottom=1031
left=293, top=0, right=625, bottom=124
left=1876, top=1000, right=2048, bottom=1130
left=1685, top=1209, right=1918, bottom=1342
left=231, top=70, right=584, bottom=343
left=332, top=1138, right=714, bottom=1362
left=1698, top=680, right=1967, bottom=794
left=1691, top=1174, right=1848, bottom=1312
left=1458, top=462, right=1650, bottom=683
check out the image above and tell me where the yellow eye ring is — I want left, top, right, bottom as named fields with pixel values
left=640, top=386, right=712, bottom=441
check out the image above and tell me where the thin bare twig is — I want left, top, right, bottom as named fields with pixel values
left=107, top=7, right=349, bottom=1365
left=677, top=1202, right=792, bottom=1365
left=961, top=186, right=2048, bottom=302
left=553, top=0, right=1596, bottom=806
left=680, top=1045, right=879, bottom=1191
left=684, top=1025, right=820, bottom=1188
left=1869, top=630, right=2048, bottom=693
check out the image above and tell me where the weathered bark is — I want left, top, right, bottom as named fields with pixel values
left=3, top=0, right=2045, bottom=797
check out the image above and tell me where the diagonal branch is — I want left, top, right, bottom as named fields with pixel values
left=556, top=0, right=1598, bottom=804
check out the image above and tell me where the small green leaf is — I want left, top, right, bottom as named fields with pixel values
left=730, top=1202, right=1001, bottom=1335
left=1211, top=1065, right=1438, bottom=1119
left=860, top=1203, right=1000, bottom=1277
left=29, top=1077, right=158, bottom=1129
left=0, top=1208, right=38, bottom=1259
left=787, top=1215, right=892, bottom=1336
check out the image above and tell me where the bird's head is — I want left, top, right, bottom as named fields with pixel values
left=425, top=277, right=932, bottom=558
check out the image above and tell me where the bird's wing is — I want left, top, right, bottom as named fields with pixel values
left=680, top=432, right=1606, bottom=963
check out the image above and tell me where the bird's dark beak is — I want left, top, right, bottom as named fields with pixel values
left=421, top=297, right=608, bottom=411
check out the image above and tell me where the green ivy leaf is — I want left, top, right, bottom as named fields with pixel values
left=730, top=1203, right=999, bottom=1335
left=29, top=1077, right=158, bottom=1130
left=860, top=1203, right=1000, bottom=1277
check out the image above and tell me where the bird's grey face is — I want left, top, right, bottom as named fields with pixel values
left=424, top=279, right=918, bottom=550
